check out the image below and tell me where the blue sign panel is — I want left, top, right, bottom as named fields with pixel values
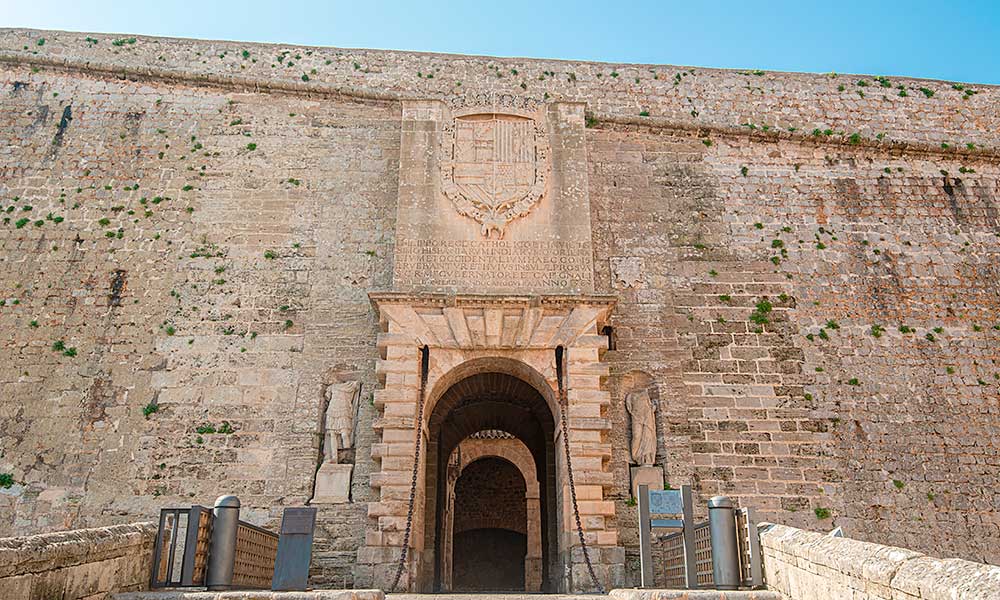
left=648, top=489, right=684, bottom=515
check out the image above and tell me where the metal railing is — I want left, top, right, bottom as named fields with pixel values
left=150, top=505, right=212, bottom=588
left=661, top=520, right=713, bottom=588
left=694, top=519, right=715, bottom=587
left=151, top=496, right=281, bottom=591
left=642, top=490, right=763, bottom=590
left=232, top=520, right=279, bottom=589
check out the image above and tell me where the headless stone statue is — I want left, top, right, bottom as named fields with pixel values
left=323, top=381, right=361, bottom=463
left=626, top=387, right=656, bottom=466
left=314, top=381, right=361, bottom=504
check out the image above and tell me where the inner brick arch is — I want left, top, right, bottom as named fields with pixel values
left=451, top=455, right=528, bottom=591
left=439, top=434, right=544, bottom=591
left=454, top=455, right=529, bottom=534
left=421, top=364, right=559, bottom=592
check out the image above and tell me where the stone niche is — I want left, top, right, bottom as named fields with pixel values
left=393, top=95, right=594, bottom=295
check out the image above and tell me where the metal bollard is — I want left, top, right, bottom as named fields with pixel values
left=707, top=496, right=740, bottom=590
left=206, top=495, right=241, bottom=591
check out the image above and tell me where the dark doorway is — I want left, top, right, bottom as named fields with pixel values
left=453, top=528, right=527, bottom=591
left=452, top=457, right=527, bottom=591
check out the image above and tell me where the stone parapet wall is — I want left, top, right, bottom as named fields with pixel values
left=610, top=591, right=780, bottom=600
left=759, top=523, right=1000, bottom=600
left=1, top=28, right=998, bottom=154
left=0, top=521, right=156, bottom=600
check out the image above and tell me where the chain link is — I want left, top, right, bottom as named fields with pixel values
left=388, top=346, right=604, bottom=594
left=389, top=348, right=428, bottom=593
left=558, top=350, right=605, bottom=594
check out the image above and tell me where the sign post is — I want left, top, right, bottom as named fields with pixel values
left=271, top=507, right=318, bottom=591
left=637, top=484, right=696, bottom=589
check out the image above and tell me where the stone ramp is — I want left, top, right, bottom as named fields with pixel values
left=389, top=595, right=604, bottom=600
left=389, top=592, right=779, bottom=600
left=388, top=595, right=605, bottom=600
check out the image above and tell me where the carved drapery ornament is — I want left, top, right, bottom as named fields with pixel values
left=625, top=387, right=656, bottom=466
left=441, top=112, right=548, bottom=238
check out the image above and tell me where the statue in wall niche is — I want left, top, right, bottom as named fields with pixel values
left=625, top=387, right=657, bottom=466
left=322, top=380, right=362, bottom=463
left=314, top=380, right=361, bottom=504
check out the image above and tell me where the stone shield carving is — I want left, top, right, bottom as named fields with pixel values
left=441, top=113, right=548, bottom=238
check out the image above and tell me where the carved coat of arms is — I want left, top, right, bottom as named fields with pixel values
left=441, top=113, right=548, bottom=238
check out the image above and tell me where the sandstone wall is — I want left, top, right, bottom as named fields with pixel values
left=591, top=122, right=1000, bottom=580
left=760, top=523, right=1000, bottom=599
left=0, top=46, right=397, bottom=583
left=1, top=27, right=998, bottom=588
left=0, top=521, right=155, bottom=600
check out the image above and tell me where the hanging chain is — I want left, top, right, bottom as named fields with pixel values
left=557, top=348, right=605, bottom=594
left=389, top=347, right=429, bottom=593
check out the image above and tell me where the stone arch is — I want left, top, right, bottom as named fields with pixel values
left=421, top=361, right=559, bottom=592
left=451, top=455, right=527, bottom=591
left=458, top=435, right=538, bottom=495
left=424, top=355, right=562, bottom=428
left=438, top=435, right=544, bottom=591
left=363, top=294, right=621, bottom=593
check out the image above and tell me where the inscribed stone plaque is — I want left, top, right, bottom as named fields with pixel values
left=394, top=96, right=594, bottom=294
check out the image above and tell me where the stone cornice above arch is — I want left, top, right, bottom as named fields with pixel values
left=370, top=292, right=615, bottom=350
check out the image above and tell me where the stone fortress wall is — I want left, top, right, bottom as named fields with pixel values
left=0, top=28, right=998, bottom=587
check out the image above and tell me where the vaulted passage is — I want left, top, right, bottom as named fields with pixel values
left=452, top=457, right=527, bottom=591
left=422, top=369, right=557, bottom=592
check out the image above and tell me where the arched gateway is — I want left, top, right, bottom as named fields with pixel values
left=361, top=296, right=620, bottom=592
left=427, top=365, right=554, bottom=592
left=356, top=98, right=623, bottom=592
left=446, top=433, right=544, bottom=591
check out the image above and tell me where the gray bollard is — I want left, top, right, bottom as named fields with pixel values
left=707, top=496, right=740, bottom=590
left=206, top=495, right=241, bottom=591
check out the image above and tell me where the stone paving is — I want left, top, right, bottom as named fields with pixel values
left=115, top=591, right=383, bottom=600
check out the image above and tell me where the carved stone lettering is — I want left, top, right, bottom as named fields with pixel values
left=394, top=239, right=590, bottom=291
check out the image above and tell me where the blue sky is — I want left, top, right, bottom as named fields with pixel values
left=5, top=0, right=1000, bottom=85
